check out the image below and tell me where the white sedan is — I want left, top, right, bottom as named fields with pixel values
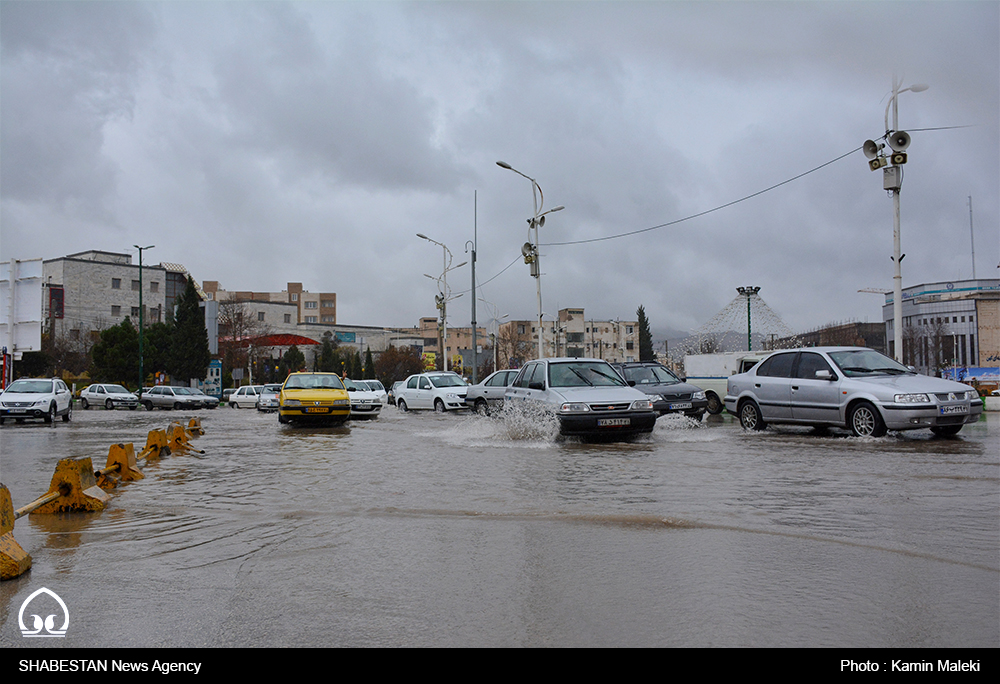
left=79, top=383, right=139, bottom=410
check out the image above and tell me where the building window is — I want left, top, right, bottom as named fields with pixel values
left=322, top=301, right=334, bottom=308
left=305, top=316, right=317, bottom=323
left=305, top=301, right=317, bottom=309
left=284, top=314, right=291, bottom=324
left=132, top=280, right=141, bottom=291
left=258, top=312, right=265, bottom=322
left=131, top=307, right=141, bottom=318
left=112, top=278, right=121, bottom=289
left=322, top=316, right=334, bottom=323
left=150, top=281, right=159, bottom=293
left=112, top=305, right=121, bottom=316
left=290, top=293, right=298, bottom=302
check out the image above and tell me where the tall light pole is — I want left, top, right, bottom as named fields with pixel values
left=134, top=244, right=154, bottom=390
left=865, top=78, right=927, bottom=362
left=417, top=233, right=465, bottom=371
left=496, top=161, right=564, bottom=359
left=736, top=286, right=760, bottom=351
left=466, top=191, right=478, bottom=383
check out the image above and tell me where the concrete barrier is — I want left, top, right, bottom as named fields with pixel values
left=17, top=457, right=111, bottom=516
left=1, top=484, right=32, bottom=580
left=96, top=443, right=145, bottom=490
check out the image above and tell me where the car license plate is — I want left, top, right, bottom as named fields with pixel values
left=598, top=418, right=631, bottom=427
left=305, top=407, right=328, bottom=413
left=10, top=408, right=26, bottom=414
left=939, top=405, right=968, bottom=415
left=668, top=402, right=692, bottom=410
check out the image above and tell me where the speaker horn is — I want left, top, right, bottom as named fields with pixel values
left=888, top=131, right=911, bottom=152
left=863, top=139, right=882, bottom=160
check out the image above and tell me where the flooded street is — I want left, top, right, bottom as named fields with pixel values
left=1, top=406, right=997, bottom=648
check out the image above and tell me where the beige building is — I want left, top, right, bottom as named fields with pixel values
left=203, top=281, right=336, bottom=325
left=497, top=308, right=639, bottom=367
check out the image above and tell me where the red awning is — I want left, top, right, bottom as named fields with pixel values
left=253, top=334, right=320, bottom=347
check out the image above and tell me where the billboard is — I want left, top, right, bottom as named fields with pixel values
left=0, top=258, right=44, bottom=358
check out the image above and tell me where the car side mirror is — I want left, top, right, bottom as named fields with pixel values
left=528, top=381, right=545, bottom=390
left=627, top=380, right=637, bottom=387
left=815, top=370, right=835, bottom=381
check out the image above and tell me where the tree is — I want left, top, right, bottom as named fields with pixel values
left=217, top=298, right=274, bottom=384
left=374, top=345, right=423, bottom=389
left=90, top=318, right=140, bottom=384
left=637, top=305, right=654, bottom=362
left=364, top=347, right=375, bottom=379
left=167, top=276, right=212, bottom=383
left=280, top=345, right=306, bottom=377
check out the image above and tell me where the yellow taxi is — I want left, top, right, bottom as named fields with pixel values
left=277, top=372, right=351, bottom=424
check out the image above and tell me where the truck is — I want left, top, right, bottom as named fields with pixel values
left=682, top=351, right=772, bottom=414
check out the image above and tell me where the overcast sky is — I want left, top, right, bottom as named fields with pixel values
left=2, top=1, right=998, bottom=340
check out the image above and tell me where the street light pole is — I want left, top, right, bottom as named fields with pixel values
left=417, top=233, right=465, bottom=372
left=134, top=244, right=154, bottom=390
left=496, top=161, right=564, bottom=360
left=884, top=78, right=927, bottom=362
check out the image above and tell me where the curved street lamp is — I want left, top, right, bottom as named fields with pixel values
left=417, top=233, right=466, bottom=371
left=496, top=161, right=564, bottom=359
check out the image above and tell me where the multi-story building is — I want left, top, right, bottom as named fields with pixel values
left=497, top=308, right=639, bottom=367
left=882, top=278, right=999, bottom=377
left=203, top=281, right=336, bottom=325
left=42, top=250, right=195, bottom=344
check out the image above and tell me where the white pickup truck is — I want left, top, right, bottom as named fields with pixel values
left=682, top=352, right=771, bottom=414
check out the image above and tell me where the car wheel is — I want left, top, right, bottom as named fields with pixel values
left=81, top=398, right=90, bottom=410
left=143, top=400, right=154, bottom=411
left=474, top=398, right=489, bottom=415
left=231, top=402, right=239, bottom=409
left=434, top=399, right=445, bottom=413
left=848, top=401, right=886, bottom=437
left=174, top=402, right=185, bottom=411
left=106, top=399, right=115, bottom=410
left=706, top=393, right=724, bottom=415
left=738, top=400, right=766, bottom=431
left=62, top=404, right=72, bottom=422
left=278, top=413, right=289, bottom=424
left=930, top=424, right=963, bottom=437
left=44, top=403, right=56, bottom=423
left=397, top=399, right=408, bottom=412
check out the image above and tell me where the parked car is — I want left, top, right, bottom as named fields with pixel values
left=256, top=384, right=282, bottom=412
left=0, top=377, right=73, bottom=424
left=609, top=362, right=708, bottom=419
left=344, top=378, right=383, bottom=419
left=725, top=346, right=984, bottom=437
left=140, top=385, right=205, bottom=411
left=222, top=388, right=237, bottom=404
left=229, top=385, right=263, bottom=409
left=278, top=372, right=350, bottom=425
left=387, top=381, right=404, bottom=406
left=79, top=383, right=139, bottom=410
left=394, top=371, right=469, bottom=412
left=189, top=388, right=219, bottom=409
left=503, top=358, right=656, bottom=438
left=465, top=369, right=519, bottom=414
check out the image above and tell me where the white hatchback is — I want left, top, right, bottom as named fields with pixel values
left=80, top=383, right=139, bottom=410
left=229, top=385, right=263, bottom=409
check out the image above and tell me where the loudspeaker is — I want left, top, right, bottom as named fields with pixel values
left=888, top=131, right=911, bottom=151
left=863, top=139, right=882, bottom=159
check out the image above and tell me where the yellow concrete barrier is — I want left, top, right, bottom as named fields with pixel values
left=96, top=443, right=145, bottom=490
left=17, top=457, right=111, bottom=516
left=1, top=484, right=32, bottom=580
left=138, top=428, right=170, bottom=461
left=186, top=417, right=205, bottom=436
left=166, top=422, right=205, bottom=454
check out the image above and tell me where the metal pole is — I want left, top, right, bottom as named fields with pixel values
left=470, top=192, right=478, bottom=383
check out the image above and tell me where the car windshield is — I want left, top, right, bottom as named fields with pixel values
left=173, top=387, right=195, bottom=395
left=5, top=380, right=54, bottom=393
left=284, top=374, right=345, bottom=390
left=106, top=385, right=131, bottom=394
left=343, top=378, right=360, bottom=390
left=549, top=362, right=627, bottom=388
left=623, top=365, right=679, bottom=385
left=429, top=374, right=466, bottom=388
left=827, top=349, right=913, bottom=377
left=263, top=384, right=281, bottom=394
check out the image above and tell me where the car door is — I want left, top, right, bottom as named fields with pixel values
left=789, top=351, right=842, bottom=424
left=750, top=352, right=795, bottom=421
left=483, top=371, right=511, bottom=406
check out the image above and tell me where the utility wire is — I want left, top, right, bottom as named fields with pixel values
left=542, top=146, right=863, bottom=247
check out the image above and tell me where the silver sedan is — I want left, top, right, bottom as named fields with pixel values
left=725, top=346, right=983, bottom=437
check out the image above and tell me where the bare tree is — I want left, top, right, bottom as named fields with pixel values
left=217, top=299, right=273, bottom=384
left=497, top=324, right=533, bottom=368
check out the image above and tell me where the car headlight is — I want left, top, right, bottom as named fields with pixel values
left=630, top=399, right=654, bottom=411
left=33, top=400, right=49, bottom=407
left=894, top=393, right=930, bottom=403
left=692, top=391, right=706, bottom=401
left=646, top=394, right=663, bottom=402
left=559, top=402, right=591, bottom=413
left=333, top=399, right=349, bottom=406
left=965, top=391, right=979, bottom=401
left=283, top=399, right=301, bottom=407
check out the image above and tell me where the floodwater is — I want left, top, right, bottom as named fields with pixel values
left=1, top=404, right=997, bottom=648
